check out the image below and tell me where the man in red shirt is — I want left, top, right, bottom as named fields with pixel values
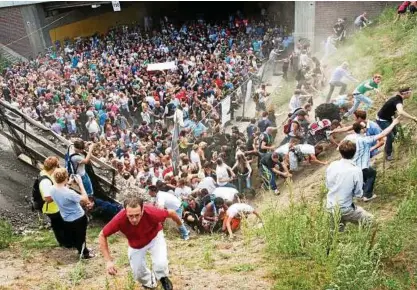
left=99, top=196, right=182, bottom=290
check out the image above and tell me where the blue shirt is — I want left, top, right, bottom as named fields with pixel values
left=50, top=186, right=84, bottom=222
left=326, top=158, right=363, bottom=213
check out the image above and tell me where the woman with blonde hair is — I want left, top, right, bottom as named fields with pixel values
left=190, top=144, right=202, bottom=171
left=50, top=168, right=94, bottom=259
left=38, top=156, right=70, bottom=247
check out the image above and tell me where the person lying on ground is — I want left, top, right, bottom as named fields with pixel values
left=222, top=203, right=262, bottom=239
left=99, top=196, right=177, bottom=290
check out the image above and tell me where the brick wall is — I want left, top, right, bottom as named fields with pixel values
left=0, top=6, right=32, bottom=58
left=314, top=1, right=399, bottom=50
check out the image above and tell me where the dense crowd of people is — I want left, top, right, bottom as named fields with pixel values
left=2, top=6, right=416, bottom=290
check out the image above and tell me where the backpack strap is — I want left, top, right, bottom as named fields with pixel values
left=69, top=153, right=81, bottom=174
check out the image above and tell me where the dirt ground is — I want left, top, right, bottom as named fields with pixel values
left=0, top=64, right=335, bottom=290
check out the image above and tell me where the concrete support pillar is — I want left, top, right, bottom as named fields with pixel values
left=294, top=1, right=316, bottom=50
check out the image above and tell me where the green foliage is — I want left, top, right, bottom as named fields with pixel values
left=0, top=219, right=13, bottom=249
left=231, top=263, right=255, bottom=272
left=69, top=261, right=87, bottom=287
left=16, top=230, right=58, bottom=250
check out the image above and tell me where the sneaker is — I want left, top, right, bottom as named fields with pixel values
left=386, top=155, right=394, bottom=161
left=363, top=194, right=377, bottom=202
left=160, top=277, right=173, bottom=290
left=274, top=189, right=280, bottom=195
left=182, top=233, right=190, bottom=241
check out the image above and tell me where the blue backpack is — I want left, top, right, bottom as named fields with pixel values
left=65, top=146, right=80, bottom=175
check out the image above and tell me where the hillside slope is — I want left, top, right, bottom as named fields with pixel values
left=2, top=8, right=417, bottom=290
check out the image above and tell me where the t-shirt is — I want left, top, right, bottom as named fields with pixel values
left=354, top=79, right=378, bottom=95
left=212, top=187, right=238, bottom=202
left=260, top=152, right=277, bottom=169
left=102, top=206, right=168, bottom=249
left=50, top=186, right=84, bottom=222
left=71, top=153, right=86, bottom=176
left=226, top=203, right=254, bottom=218
left=156, top=191, right=181, bottom=211
left=216, top=164, right=230, bottom=186
left=174, top=186, right=192, bottom=200
left=39, top=171, right=59, bottom=214
left=377, top=95, right=403, bottom=120
left=197, top=177, right=217, bottom=194
left=258, top=119, right=271, bottom=133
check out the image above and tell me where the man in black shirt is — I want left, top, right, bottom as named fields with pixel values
left=260, top=152, right=291, bottom=195
left=376, top=87, right=417, bottom=160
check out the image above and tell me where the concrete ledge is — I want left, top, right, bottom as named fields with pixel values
left=0, top=43, right=28, bottom=63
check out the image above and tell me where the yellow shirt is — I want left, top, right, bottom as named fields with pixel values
left=39, top=171, right=59, bottom=214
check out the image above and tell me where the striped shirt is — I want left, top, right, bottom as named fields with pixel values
left=343, top=134, right=377, bottom=169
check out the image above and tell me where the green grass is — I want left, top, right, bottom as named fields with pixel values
left=231, top=263, right=255, bottom=272
left=261, top=8, right=417, bottom=289
left=0, top=219, right=13, bottom=249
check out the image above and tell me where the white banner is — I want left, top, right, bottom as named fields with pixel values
left=112, top=1, right=121, bottom=12
left=147, top=61, right=177, bottom=72
left=221, top=95, right=231, bottom=126
left=245, top=79, right=253, bottom=103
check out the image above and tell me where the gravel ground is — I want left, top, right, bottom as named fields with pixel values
left=0, top=135, right=42, bottom=232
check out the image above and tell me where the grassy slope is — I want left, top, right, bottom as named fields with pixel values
left=262, top=8, right=417, bottom=290
left=2, top=8, right=417, bottom=290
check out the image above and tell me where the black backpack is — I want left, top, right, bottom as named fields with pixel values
left=31, top=175, right=53, bottom=212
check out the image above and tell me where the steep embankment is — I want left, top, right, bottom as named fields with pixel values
left=2, top=8, right=417, bottom=290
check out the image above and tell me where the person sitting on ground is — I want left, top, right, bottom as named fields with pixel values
left=326, top=140, right=373, bottom=232
left=222, top=203, right=262, bottom=239
left=99, top=196, right=179, bottom=290
left=50, top=168, right=95, bottom=259
left=201, top=197, right=228, bottom=233
left=148, top=185, right=190, bottom=240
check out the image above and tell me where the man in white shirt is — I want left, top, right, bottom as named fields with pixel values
left=174, top=178, right=192, bottom=201
left=196, top=176, right=217, bottom=194
left=222, top=203, right=261, bottom=238
left=288, top=89, right=311, bottom=114
left=148, top=186, right=189, bottom=240
left=215, top=158, right=236, bottom=189
left=326, top=62, right=358, bottom=103
left=212, top=187, right=240, bottom=203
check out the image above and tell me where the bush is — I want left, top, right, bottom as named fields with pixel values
left=0, top=219, right=13, bottom=249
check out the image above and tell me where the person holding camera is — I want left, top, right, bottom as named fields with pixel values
left=50, top=168, right=94, bottom=259
left=71, top=139, right=95, bottom=196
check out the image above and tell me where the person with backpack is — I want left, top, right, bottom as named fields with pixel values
left=68, top=139, right=96, bottom=196
left=33, top=156, right=70, bottom=248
